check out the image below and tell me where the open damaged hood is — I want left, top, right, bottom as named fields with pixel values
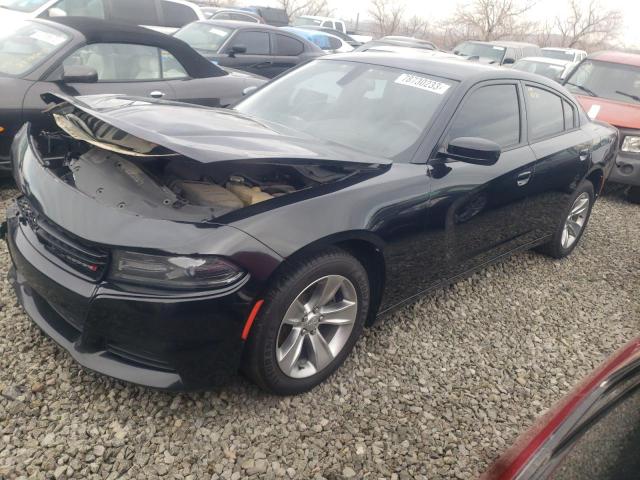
left=44, top=93, right=391, bottom=165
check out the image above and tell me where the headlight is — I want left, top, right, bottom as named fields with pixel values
left=109, top=251, right=245, bottom=289
left=621, top=136, right=640, bottom=153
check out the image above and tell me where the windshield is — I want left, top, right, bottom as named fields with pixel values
left=174, top=22, right=233, bottom=54
left=454, top=42, right=505, bottom=63
left=542, top=49, right=576, bottom=61
left=513, top=60, right=565, bottom=81
left=565, top=59, right=640, bottom=104
left=293, top=17, right=322, bottom=27
left=0, top=22, right=69, bottom=76
left=235, top=60, right=456, bottom=161
left=0, top=0, right=49, bottom=13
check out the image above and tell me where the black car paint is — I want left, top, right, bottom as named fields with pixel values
left=0, top=19, right=266, bottom=173
left=5, top=56, right=618, bottom=390
left=180, top=21, right=324, bottom=78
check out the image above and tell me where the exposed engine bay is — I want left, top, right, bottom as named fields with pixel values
left=33, top=117, right=373, bottom=222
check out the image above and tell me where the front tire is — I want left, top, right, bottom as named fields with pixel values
left=538, top=181, right=594, bottom=259
left=243, top=248, right=370, bottom=395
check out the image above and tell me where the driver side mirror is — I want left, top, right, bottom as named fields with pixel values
left=502, top=57, right=515, bottom=65
left=62, top=65, right=98, bottom=84
left=444, top=137, right=501, bottom=165
left=228, top=45, right=247, bottom=57
left=47, top=7, right=67, bottom=17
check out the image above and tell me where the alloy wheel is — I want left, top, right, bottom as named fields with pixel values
left=276, top=275, right=358, bottom=379
left=561, top=192, right=590, bottom=249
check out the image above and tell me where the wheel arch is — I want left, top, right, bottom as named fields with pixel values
left=585, top=168, right=604, bottom=198
left=263, top=231, right=387, bottom=327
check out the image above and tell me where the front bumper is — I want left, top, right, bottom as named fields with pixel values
left=5, top=210, right=253, bottom=390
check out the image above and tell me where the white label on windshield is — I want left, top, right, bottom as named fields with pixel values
left=209, top=27, right=228, bottom=36
left=493, top=46, right=505, bottom=51
left=30, top=31, right=66, bottom=46
left=588, top=104, right=601, bottom=120
left=395, top=74, right=450, bottom=95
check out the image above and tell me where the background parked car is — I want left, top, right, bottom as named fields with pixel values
left=242, top=6, right=289, bottom=27
left=281, top=27, right=353, bottom=53
left=483, top=338, right=640, bottom=480
left=292, top=15, right=347, bottom=34
left=0, top=0, right=204, bottom=34
left=355, top=36, right=437, bottom=52
left=294, top=25, right=363, bottom=48
left=201, top=7, right=263, bottom=24
left=542, top=47, right=587, bottom=63
left=512, top=56, right=574, bottom=83
left=564, top=51, right=640, bottom=203
left=453, top=40, right=541, bottom=65
left=175, top=20, right=323, bottom=78
left=0, top=17, right=266, bottom=174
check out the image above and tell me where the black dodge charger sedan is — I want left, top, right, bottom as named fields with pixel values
left=5, top=54, right=618, bottom=395
left=0, top=17, right=266, bottom=174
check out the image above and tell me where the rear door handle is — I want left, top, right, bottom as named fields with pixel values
left=149, top=91, right=166, bottom=99
left=516, top=170, right=532, bottom=187
left=579, top=149, right=590, bottom=161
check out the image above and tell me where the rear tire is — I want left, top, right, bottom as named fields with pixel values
left=243, top=248, right=370, bottom=395
left=538, top=181, right=594, bottom=259
left=627, top=186, right=640, bottom=204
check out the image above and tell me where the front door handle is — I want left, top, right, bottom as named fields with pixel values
left=579, top=149, right=590, bottom=161
left=149, top=91, right=166, bottom=99
left=516, top=170, right=532, bottom=187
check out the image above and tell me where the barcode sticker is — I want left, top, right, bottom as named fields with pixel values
left=395, top=74, right=450, bottom=95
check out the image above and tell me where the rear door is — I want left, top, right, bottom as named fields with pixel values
left=522, top=83, right=592, bottom=237
left=425, top=81, right=539, bottom=278
left=270, top=33, right=306, bottom=77
left=219, top=29, right=274, bottom=77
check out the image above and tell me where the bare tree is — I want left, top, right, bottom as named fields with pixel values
left=555, top=0, right=622, bottom=49
left=450, top=0, right=537, bottom=41
left=400, top=15, right=430, bottom=39
left=278, top=0, right=332, bottom=19
left=369, top=0, right=406, bottom=37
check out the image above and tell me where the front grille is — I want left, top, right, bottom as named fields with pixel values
left=17, top=197, right=109, bottom=279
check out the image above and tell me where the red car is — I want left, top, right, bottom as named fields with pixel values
left=483, top=338, right=640, bottom=479
left=564, top=51, right=640, bottom=203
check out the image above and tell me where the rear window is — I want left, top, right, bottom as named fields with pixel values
left=109, top=0, right=159, bottom=25
left=161, top=0, right=198, bottom=28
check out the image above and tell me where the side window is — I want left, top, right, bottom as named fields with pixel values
left=231, top=13, right=259, bottom=23
left=63, top=43, right=161, bottom=81
left=51, top=0, right=105, bottom=18
left=274, top=34, right=304, bottom=56
left=328, top=37, right=341, bottom=51
left=161, top=50, right=188, bottom=79
left=321, top=20, right=332, bottom=28
left=161, top=0, right=198, bottom=28
left=526, top=85, right=564, bottom=140
left=336, top=21, right=345, bottom=32
left=230, top=31, right=270, bottom=55
left=447, top=84, right=521, bottom=148
left=563, top=100, right=575, bottom=130
left=109, top=0, right=159, bottom=25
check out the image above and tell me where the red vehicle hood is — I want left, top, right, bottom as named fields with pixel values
left=575, top=94, right=640, bottom=130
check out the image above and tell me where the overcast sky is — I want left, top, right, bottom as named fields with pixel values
left=251, top=0, right=640, bottom=47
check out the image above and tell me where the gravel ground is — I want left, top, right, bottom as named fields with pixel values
left=0, top=182, right=638, bottom=480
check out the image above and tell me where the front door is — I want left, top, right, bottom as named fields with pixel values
left=219, top=30, right=274, bottom=77
left=425, top=82, right=539, bottom=279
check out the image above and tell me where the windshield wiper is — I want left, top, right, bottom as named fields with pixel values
left=565, top=82, right=597, bottom=97
left=615, top=90, right=640, bottom=103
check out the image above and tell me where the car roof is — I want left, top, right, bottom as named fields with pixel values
left=196, top=19, right=280, bottom=30
left=517, top=56, right=571, bottom=66
left=325, top=52, right=568, bottom=88
left=542, top=47, right=583, bottom=53
left=40, top=17, right=225, bottom=79
left=465, top=40, right=539, bottom=49
left=589, top=50, right=640, bottom=67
